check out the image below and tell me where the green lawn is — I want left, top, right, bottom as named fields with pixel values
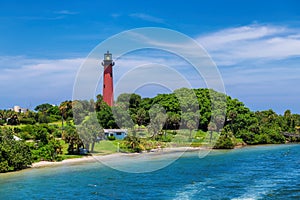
left=57, top=139, right=119, bottom=160
left=3, top=124, right=27, bottom=128
left=48, top=121, right=63, bottom=127
left=58, top=139, right=84, bottom=160
left=92, top=140, right=119, bottom=155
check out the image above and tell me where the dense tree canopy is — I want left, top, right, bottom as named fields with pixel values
left=1, top=87, right=300, bottom=172
left=0, top=128, right=32, bottom=172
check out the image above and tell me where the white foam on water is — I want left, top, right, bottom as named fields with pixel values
left=173, top=176, right=277, bottom=200
left=173, top=182, right=206, bottom=200
left=231, top=179, right=276, bottom=200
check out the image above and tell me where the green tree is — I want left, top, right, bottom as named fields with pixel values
left=34, top=103, right=53, bottom=112
left=0, top=128, right=32, bottom=172
left=207, top=122, right=217, bottom=143
left=147, top=104, right=166, bottom=139
left=123, top=135, right=142, bottom=152
left=214, top=130, right=235, bottom=149
left=186, top=119, right=197, bottom=140
left=7, top=114, right=19, bottom=125
left=77, top=113, right=103, bottom=152
left=63, top=123, right=82, bottom=154
left=59, top=101, right=73, bottom=126
left=112, top=102, right=134, bottom=129
left=96, top=95, right=117, bottom=128
left=166, top=112, right=180, bottom=130
left=214, top=115, right=225, bottom=132
left=135, top=108, right=147, bottom=126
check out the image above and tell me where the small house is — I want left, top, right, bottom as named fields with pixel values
left=104, top=129, right=128, bottom=140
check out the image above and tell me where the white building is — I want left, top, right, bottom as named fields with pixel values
left=12, top=105, right=28, bottom=113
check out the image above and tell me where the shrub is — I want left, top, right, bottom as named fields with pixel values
left=19, top=118, right=36, bottom=125
left=254, top=133, right=271, bottom=144
left=53, top=129, right=62, bottom=138
left=0, top=128, right=32, bottom=172
left=0, top=119, right=5, bottom=126
left=107, top=135, right=116, bottom=140
left=238, top=131, right=258, bottom=144
left=268, top=130, right=285, bottom=144
left=214, top=131, right=235, bottom=149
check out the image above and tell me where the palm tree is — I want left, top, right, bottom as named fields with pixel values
left=148, top=104, right=166, bottom=139
left=64, top=123, right=82, bottom=154
left=187, top=120, right=197, bottom=141
left=207, top=122, right=217, bottom=143
left=124, top=135, right=141, bottom=152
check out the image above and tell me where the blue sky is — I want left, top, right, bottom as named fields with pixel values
left=1, top=0, right=300, bottom=114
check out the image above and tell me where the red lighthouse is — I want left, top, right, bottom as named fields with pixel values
left=101, top=51, right=114, bottom=106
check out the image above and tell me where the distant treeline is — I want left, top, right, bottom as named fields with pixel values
left=1, top=88, right=300, bottom=172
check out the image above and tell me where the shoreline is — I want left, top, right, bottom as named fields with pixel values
left=31, top=143, right=297, bottom=169
left=31, top=146, right=205, bottom=169
left=3, top=143, right=298, bottom=174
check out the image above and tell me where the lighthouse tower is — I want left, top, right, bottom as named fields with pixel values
left=101, top=51, right=114, bottom=106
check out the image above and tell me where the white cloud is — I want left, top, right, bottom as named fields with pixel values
left=0, top=56, right=82, bottom=107
left=0, top=57, right=82, bottom=80
left=0, top=52, right=201, bottom=108
left=2, top=24, right=300, bottom=112
left=197, top=24, right=300, bottom=66
left=74, top=51, right=208, bottom=101
left=129, top=13, right=164, bottom=23
left=17, top=10, right=78, bottom=22
left=111, top=13, right=122, bottom=18
left=18, top=16, right=65, bottom=21
left=194, top=24, right=300, bottom=113
left=54, top=10, right=78, bottom=15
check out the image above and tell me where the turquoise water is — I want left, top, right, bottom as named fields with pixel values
left=1, top=144, right=300, bottom=199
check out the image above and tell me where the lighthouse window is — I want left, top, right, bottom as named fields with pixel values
left=103, top=84, right=105, bottom=88
left=110, top=73, right=112, bottom=77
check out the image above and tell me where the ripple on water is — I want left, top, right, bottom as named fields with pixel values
left=0, top=144, right=299, bottom=199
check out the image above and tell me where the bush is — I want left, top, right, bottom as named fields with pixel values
left=107, top=135, right=116, bottom=140
left=238, top=131, right=258, bottom=144
left=19, top=118, right=36, bottom=125
left=19, top=131, right=33, bottom=140
left=53, top=129, right=62, bottom=138
left=268, top=130, right=285, bottom=144
left=255, top=133, right=271, bottom=144
left=0, top=128, right=32, bottom=172
left=0, top=161, right=11, bottom=173
left=214, top=131, right=235, bottom=149
left=214, top=137, right=234, bottom=149
left=123, top=135, right=143, bottom=153
left=30, top=140, right=62, bottom=162
left=0, top=119, right=5, bottom=126
left=49, top=114, right=61, bottom=121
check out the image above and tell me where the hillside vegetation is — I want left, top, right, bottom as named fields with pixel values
left=1, top=88, right=300, bottom=172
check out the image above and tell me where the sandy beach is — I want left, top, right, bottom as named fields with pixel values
left=31, top=146, right=207, bottom=169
